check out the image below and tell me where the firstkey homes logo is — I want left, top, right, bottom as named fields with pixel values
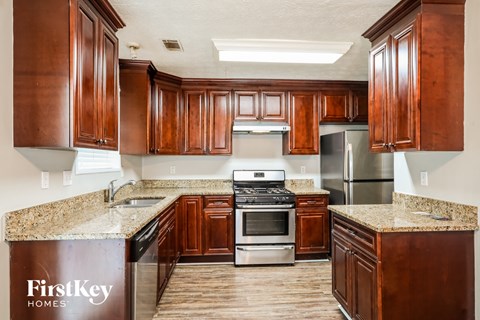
left=27, top=279, right=113, bottom=308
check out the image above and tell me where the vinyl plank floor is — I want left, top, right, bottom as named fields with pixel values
left=153, top=261, right=345, bottom=319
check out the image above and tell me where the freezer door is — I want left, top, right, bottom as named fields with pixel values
left=344, top=181, right=394, bottom=204
left=344, top=131, right=393, bottom=181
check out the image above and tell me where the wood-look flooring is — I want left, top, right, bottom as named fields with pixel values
left=154, top=261, right=344, bottom=319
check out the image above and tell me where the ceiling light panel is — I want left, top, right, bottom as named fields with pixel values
left=212, top=39, right=353, bottom=64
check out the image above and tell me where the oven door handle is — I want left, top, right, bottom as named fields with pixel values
left=236, top=245, right=295, bottom=251
left=236, top=204, right=295, bottom=209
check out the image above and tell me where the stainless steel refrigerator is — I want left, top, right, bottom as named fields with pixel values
left=320, top=130, right=394, bottom=205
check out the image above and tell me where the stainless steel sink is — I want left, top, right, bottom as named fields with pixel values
left=110, top=197, right=164, bottom=208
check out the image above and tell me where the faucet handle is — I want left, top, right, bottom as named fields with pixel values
left=108, top=179, right=118, bottom=188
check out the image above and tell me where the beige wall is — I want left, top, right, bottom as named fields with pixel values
left=394, top=0, right=480, bottom=317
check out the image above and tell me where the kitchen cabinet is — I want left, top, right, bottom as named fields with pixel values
left=363, top=0, right=465, bottom=152
left=119, top=60, right=155, bottom=154
left=179, top=195, right=234, bottom=262
left=320, top=89, right=368, bottom=123
left=295, top=195, right=330, bottom=260
left=331, top=213, right=474, bottom=320
left=158, top=202, right=178, bottom=300
left=233, top=90, right=287, bottom=122
left=283, top=91, right=319, bottom=155
left=151, top=78, right=181, bottom=154
left=182, top=89, right=232, bottom=155
left=10, top=239, right=129, bottom=320
left=203, top=196, right=234, bottom=255
left=13, top=0, right=124, bottom=149
left=119, top=60, right=182, bottom=155
left=179, top=196, right=203, bottom=256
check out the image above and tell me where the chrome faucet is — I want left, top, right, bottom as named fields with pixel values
left=107, top=179, right=136, bottom=203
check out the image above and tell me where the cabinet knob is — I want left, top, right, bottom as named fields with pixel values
left=102, top=139, right=107, bottom=145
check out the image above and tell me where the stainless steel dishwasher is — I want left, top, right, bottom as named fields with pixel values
left=130, top=216, right=160, bottom=320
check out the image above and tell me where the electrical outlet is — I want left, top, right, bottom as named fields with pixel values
left=170, top=166, right=176, bottom=174
left=41, top=171, right=49, bottom=189
left=420, top=171, right=428, bottom=186
left=300, top=166, right=306, bottom=174
left=63, top=171, right=73, bottom=186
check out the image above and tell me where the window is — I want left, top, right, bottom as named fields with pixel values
left=75, top=148, right=121, bottom=174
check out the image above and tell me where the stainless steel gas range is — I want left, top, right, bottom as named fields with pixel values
left=233, top=170, right=296, bottom=266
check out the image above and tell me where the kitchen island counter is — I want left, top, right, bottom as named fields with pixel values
left=328, top=192, right=478, bottom=233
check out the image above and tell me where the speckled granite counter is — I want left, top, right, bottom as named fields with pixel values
left=5, top=178, right=329, bottom=242
left=286, top=179, right=330, bottom=195
left=328, top=192, right=478, bottom=232
left=5, top=184, right=232, bottom=241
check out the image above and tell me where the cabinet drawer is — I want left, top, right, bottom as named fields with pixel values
left=203, top=196, right=233, bottom=208
left=332, top=214, right=377, bottom=257
left=296, top=195, right=328, bottom=208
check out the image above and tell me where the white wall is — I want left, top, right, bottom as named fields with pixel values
left=0, top=1, right=142, bottom=318
left=394, top=0, right=480, bottom=316
left=143, top=134, right=321, bottom=183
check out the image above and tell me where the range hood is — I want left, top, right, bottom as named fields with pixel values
left=232, top=121, right=291, bottom=134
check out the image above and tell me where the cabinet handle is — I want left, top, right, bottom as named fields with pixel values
left=306, top=201, right=317, bottom=205
left=348, top=229, right=357, bottom=236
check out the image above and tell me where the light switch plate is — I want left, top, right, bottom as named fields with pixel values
left=170, top=166, right=176, bottom=174
left=420, top=171, right=428, bottom=186
left=41, top=171, right=49, bottom=189
left=300, top=166, right=306, bottom=174
left=63, top=171, right=73, bottom=186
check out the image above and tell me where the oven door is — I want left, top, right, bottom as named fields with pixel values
left=235, top=207, right=295, bottom=244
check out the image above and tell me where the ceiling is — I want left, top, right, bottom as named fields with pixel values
left=110, top=0, right=399, bottom=80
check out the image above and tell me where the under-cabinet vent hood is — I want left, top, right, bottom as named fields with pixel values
left=232, top=121, right=290, bottom=134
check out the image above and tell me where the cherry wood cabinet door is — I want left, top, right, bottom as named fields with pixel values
left=351, top=89, right=369, bottom=122
left=153, top=83, right=181, bottom=154
left=284, top=91, right=319, bottom=154
left=296, top=208, right=330, bottom=254
left=390, top=21, right=419, bottom=151
left=74, top=0, right=99, bottom=148
left=98, top=23, right=119, bottom=150
left=157, top=231, right=169, bottom=300
left=261, top=91, right=287, bottom=121
left=332, top=235, right=351, bottom=313
left=203, top=209, right=234, bottom=255
left=368, top=42, right=390, bottom=152
left=208, top=90, right=232, bottom=154
left=233, top=90, right=259, bottom=121
left=182, top=90, right=208, bottom=154
left=351, top=250, right=377, bottom=320
left=320, top=90, right=350, bottom=122
left=180, top=196, right=203, bottom=256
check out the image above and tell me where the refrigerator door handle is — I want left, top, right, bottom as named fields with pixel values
left=344, top=143, right=353, bottom=182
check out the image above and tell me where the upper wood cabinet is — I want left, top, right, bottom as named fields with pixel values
left=152, top=79, right=181, bottom=154
left=234, top=90, right=287, bottom=122
left=283, top=91, right=319, bottom=155
left=182, top=89, right=232, bottom=155
left=182, top=90, right=208, bottom=154
left=13, top=0, right=125, bottom=150
left=119, top=60, right=156, bottom=155
left=363, top=0, right=465, bottom=152
left=119, top=61, right=181, bottom=155
left=320, top=88, right=368, bottom=123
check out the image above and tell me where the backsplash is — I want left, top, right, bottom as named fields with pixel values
left=393, top=192, right=478, bottom=224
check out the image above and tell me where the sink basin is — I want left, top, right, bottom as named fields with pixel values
left=111, top=197, right=164, bottom=208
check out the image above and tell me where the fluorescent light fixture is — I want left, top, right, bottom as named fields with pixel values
left=212, top=39, right=353, bottom=64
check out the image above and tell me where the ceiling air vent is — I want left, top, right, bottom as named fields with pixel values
left=162, top=40, right=183, bottom=51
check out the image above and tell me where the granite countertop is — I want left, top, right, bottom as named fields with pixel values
left=5, top=187, right=233, bottom=242
left=5, top=177, right=330, bottom=242
left=329, top=204, right=478, bottom=233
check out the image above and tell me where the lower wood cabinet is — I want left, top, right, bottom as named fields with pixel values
left=179, top=195, right=234, bottom=261
left=331, top=213, right=474, bottom=320
left=157, top=202, right=178, bottom=300
left=295, top=195, right=330, bottom=259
